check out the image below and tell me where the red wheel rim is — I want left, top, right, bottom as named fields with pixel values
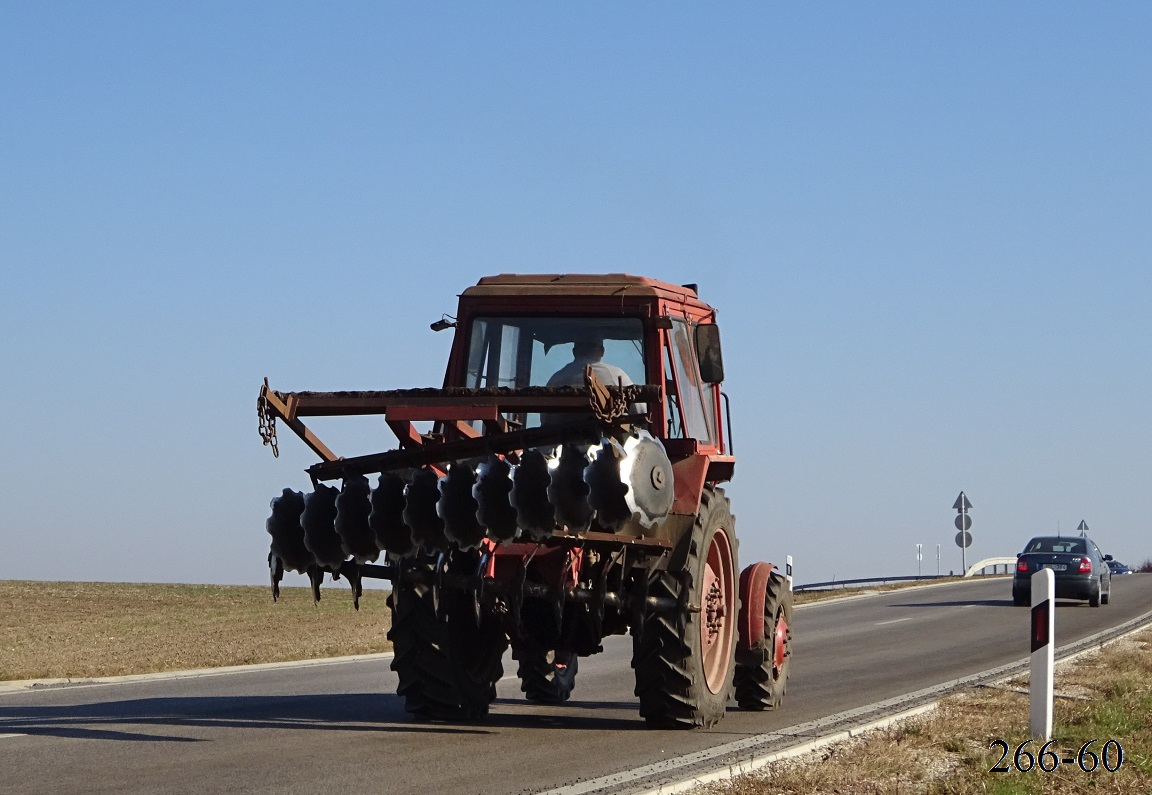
left=700, top=528, right=736, bottom=694
left=773, top=615, right=789, bottom=674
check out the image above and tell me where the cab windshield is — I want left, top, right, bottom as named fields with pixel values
left=463, top=316, right=646, bottom=390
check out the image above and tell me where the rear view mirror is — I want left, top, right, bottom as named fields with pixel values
left=695, top=324, right=724, bottom=383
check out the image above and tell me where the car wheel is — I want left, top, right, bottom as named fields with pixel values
left=1089, top=586, right=1101, bottom=608
left=1102, top=583, right=1110, bottom=605
left=1012, top=589, right=1028, bottom=607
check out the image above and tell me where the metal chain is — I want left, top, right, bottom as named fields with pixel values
left=257, top=389, right=279, bottom=458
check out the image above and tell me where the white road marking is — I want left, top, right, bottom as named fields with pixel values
left=874, top=617, right=914, bottom=626
left=0, top=733, right=28, bottom=740
left=876, top=604, right=977, bottom=627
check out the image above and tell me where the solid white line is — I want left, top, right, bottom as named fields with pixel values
left=0, top=733, right=29, bottom=740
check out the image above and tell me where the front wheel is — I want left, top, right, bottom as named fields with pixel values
left=515, top=648, right=578, bottom=703
left=735, top=567, right=792, bottom=710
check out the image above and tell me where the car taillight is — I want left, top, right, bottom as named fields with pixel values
left=1017, top=559, right=1029, bottom=572
left=1079, top=558, right=1092, bottom=573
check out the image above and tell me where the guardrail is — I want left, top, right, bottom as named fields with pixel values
left=795, top=561, right=1019, bottom=592
left=793, top=574, right=951, bottom=592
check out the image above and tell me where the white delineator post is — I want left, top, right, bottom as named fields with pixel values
left=1030, top=568, right=1055, bottom=740
left=785, top=555, right=793, bottom=591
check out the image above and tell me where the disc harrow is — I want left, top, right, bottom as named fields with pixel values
left=266, top=430, right=675, bottom=583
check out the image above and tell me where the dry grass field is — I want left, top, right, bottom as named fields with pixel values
left=0, top=580, right=391, bottom=682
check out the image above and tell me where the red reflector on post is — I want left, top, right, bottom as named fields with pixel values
left=1031, top=600, right=1050, bottom=652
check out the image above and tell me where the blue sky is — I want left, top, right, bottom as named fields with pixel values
left=2, top=3, right=1149, bottom=586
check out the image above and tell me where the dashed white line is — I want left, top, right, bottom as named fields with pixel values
left=875, top=617, right=914, bottom=626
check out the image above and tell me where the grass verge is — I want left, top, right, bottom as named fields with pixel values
left=698, top=625, right=1152, bottom=794
left=0, top=580, right=391, bottom=681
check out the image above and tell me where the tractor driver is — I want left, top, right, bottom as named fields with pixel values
left=547, top=337, right=633, bottom=389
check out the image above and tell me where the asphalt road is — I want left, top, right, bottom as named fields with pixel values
left=3, top=575, right=1151, bottom=795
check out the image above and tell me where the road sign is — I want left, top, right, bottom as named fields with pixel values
left=953, top=491, right=973, bottom=571
left=1077, top=520, right=1089, bottom=537
left=916, top=543, right=923, bottom=561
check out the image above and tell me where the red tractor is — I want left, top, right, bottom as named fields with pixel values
left=257, top=273, right=792, bottom=728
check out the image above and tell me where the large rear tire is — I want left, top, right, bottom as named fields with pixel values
left=632, top=487, right=737, bottom=729
left=734, top=568, right=792, bottom=710
left=387, top=553, right=508, bottom=720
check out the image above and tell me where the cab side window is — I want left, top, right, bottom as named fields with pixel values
left=667, top=318, right=713, bottom=443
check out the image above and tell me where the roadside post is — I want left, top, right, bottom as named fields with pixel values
left=785, top=555, right=793, bottom=591
left=917, top=544, right=922, bottom=577
left=1030, top=568, right=1055, bottom=740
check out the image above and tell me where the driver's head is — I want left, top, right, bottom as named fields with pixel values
left=571, top=338, right=605, bottom=360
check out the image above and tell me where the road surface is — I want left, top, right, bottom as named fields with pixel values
left=3, top=575, right=1150, bottom=794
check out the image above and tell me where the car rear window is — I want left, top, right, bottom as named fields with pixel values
left=1025, top=538, right=1087, bottom=554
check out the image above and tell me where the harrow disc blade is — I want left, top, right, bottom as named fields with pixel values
left=370, top=473, right=414, bottom=557
left=439, top=462, right=486, bottom=550
left=585, top=438, right=632, bottom=532
left=512, top=448, right=555, bottom=541
left=549, top=443, right=594, bottom=533
left=475, top=455, right=517, bottom=542
left=335, top=473, right=379, bottom=563
left=404, top=467, right=448, bottom=552
left=620, top=431, right=675, bottom=528
left=301, top=483, right=346, bottom=569
left=267, top=488, right=310, bottom=574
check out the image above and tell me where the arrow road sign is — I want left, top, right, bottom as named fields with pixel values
left=1077, top=520, right=1089, bottom=537
left=953, top=491, right=972, bottom=512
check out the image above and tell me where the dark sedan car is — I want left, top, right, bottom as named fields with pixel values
left=1107, top=559, right=1132, bottom=576
left=1012, top=535, right=1112, bottom=607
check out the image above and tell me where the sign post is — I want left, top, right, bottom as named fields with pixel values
left=953, top=491, right=973, bottom=575
left=1030, top=568, right=1055, bottom=739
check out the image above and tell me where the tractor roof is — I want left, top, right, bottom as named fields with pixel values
left=462, top=273, right=710, bottom=307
